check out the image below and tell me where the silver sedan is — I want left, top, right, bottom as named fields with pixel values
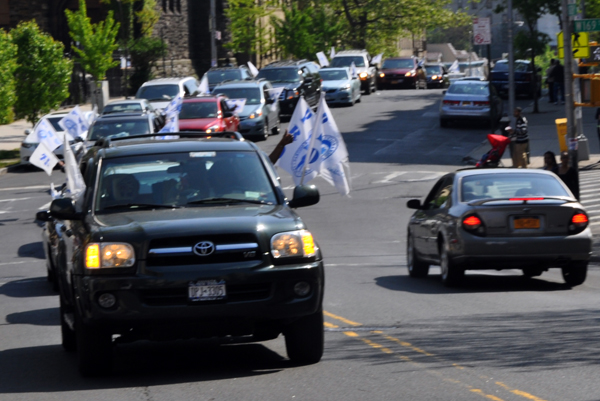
left=439, top=80, right=503, bottom=127
left=406, top=169, right=592, bottom=287
left=320, top=67, right=361, bottom=106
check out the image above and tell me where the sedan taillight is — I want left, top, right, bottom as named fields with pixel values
left=569, top=212, right=589, bottom=234
left=462, top=214, right=486, bottom=236
left=443, top=100, right=460, bottom=105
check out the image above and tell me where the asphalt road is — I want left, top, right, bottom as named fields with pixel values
left=1, top=89, right=600, bottom=400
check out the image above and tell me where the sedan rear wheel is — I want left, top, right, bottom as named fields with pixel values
left=440, top=241, right=463, bottom=287
left=262, top=121, right=269, bottom=140
left=407, top=234, right=429, bottom=278
left=562, top=261, right=587, bottom=286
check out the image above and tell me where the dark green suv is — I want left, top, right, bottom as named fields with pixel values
left=37, top=132, right=324, bottom=376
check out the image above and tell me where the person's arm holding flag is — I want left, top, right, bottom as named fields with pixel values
left=269, top=131, right=293, bottom=164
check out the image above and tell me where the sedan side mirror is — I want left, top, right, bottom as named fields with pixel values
left=49, top=198, right=81, bottom=220
left=406, top=199, right=422, bottom=209
left=35, top=210, right=51, bottom=222
left=265, top=97, right=275, bottom=105
left=289, top=185, right=319, bottom=208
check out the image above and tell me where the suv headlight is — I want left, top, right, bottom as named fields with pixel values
left=206, top=124, right=220, bottom=133
left=85, top=243, right=135, bottom=269
left=359, top=72, right=368, bottom=79
left=341, top=84, right=351, bottom=90
left=249, top=109, right=263, bottom=119
left=271, top=230, right=316, bottom=258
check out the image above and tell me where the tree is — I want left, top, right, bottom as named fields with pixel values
left=225, top=0, right=272, bottom=61
left=0, top=30, right=18, bottom=124
left=11, top=21, right=72, bottom=125
left=65, top=0, right=121, bottom=84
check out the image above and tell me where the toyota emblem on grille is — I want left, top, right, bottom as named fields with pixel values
left=193, top=241, right=215, bottom=256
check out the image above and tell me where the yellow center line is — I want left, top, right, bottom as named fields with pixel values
left=324, top=310, right=362, bottom=326
left=471, top=389, right=506, bottom=401
left=323, top=321, right=339, bottom=329
left=495, top=382, right=548, bottom=401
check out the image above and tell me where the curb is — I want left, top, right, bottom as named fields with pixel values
left=0, top=163, right=24, bottom=176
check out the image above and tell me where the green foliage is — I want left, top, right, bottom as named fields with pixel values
left=11, top=21, right=72, bottom=125
left=427, top=25, right=473, bottom=51
left=271, top=4, right=319, bottom=60
left=0, top=30, right=17, bottom=124
left=514, top=30, right=550, bottom=59
left=65, top=0, right=121, bottom=83
left=136, top=0, right=161, bottom=36
left=225, top=0, right=272, bottom=55
left=534, top=44, right=557, bottom=87
left=128, top=36, right=167, bottom=93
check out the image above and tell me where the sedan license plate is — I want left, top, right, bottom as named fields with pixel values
left=462, top=101, right=472, bottom=106
left=188, top=280, right=226, bottom=301
left=391, top=80, right=402, bottom=84
left=513, top=217, right=540, bottom=229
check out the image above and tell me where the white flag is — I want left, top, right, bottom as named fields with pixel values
left=371, top=53, right=383, bottom=65
left=163, top=94, right=183, bottom=117
left=157, top=95, right=182, bottom=138
left=29, top=142, right=59, bottom=176
left=63, top=135, right=86, bottom=201
left=267, top=87, right=284, bottom=101
left=58, top=105, right=90, bottom=140
left=350, top=62, right=358, bottom=78
left=449, top=60, right=460, bottom=73
left=276, top=97, right=319, bottom=185
left=226, top=98, right=246, bottom=115
left=316, top=51, right=329, bottom=67
left=199, top=75, right=210, bottom=94
left=330, top=47, right=336, bottom=60
left=317, top=96, right=350, bottom=195
left=247, top=61, right=259, bottom=77
left=89, top=105, right=99, bottom=125
left=27, top=118, right=62, bottom=152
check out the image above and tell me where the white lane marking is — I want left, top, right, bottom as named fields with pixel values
left=0, top=197, right=34, bottom=203
left=373, top=172, right=407, bottom=183
left=38, top=202, right=51, bottom=210
left=0, top=261, right=26, bottom=266
left=0, top=185, right=51, bottom=192
left=579, top=188, right=598, bottom=194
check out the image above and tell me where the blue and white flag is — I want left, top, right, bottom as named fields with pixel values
left=248, top=61, right=259, bottom=77
left=267, top=87, right=284, bottom=111
left=371, top=53, right=383, bottom=65
left=199, top=75, right=210, bottom=94
left=58, top=105, right=90, bottom=140
left=27, top=118, right=62, bottom=152
left=330, top=47, right=336, bottom=60
left=63, top=134, right=86, bottom=202
left=29, top=142, right=59, bottom=176
left=316, top=51, right=329, bottom=67
left=350, top=62, right=358, bottom=78
left=157, top=94, right=182, bottom=139
left=226, top=98, right=246, bottom=115
left=163, top=94, right=183, bottom=117
left=315, top=95, right=350, bottom=195
left=276, top=97, right=320, bottom=185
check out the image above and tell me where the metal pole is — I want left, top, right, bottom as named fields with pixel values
left=210, top=0, right=217, bottom=67
left=161, top=27, right=166, bottom=77
left=562, top=0, right=577, bottom=174
left=508, top=0, right=516, bottom=128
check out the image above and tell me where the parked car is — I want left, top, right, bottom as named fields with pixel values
left=424, top=64, right=449, bottom=89
left=255, top=60, right=321, bottom=116
left=204, top=66, right=252, bottom=92
left=213, top=79, right=280, bottom=141
left=377, top=57, right=426, bottom=89
left=36, top=132, right=324, bottom=376
left=135, top=77, right=200, bottom=110
left=102, top=99, right=165, bottom=131
left=406, top=168, right=591, bottom=286
left=86, top=113, right=154, bottom=144
left=320, top=67, right=361, bottom=106
left=179, top=95, right=239, bottom=133
left=330, top=50, right=377, bottom=94
left=439, top=80, right=503, bottom=127
left=490, top=59, right=541, bottom=98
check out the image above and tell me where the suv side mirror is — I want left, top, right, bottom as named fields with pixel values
left=289, top=185, right=319, bottom=208
left=49, top=198, right=81, bottom=220
left=406, top=199, right=422, bottom=209
left=35, top=210, right=51, bottom=222
left=265, top=97, right=275, bottom=105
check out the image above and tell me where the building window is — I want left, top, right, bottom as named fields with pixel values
left=176, top=0, right=181, bottom=13
left=162, top=0, right=168, bottom=12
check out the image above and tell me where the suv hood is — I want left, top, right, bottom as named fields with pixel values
left=381, top=68, right=413, bottom=74
left=147, top=100, right=170, bottom=110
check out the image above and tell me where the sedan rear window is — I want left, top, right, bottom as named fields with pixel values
left=180, top=102, right=219, bottom=119
left=461, top=173, right=570, bottom=202
left=88, top=120, right=151, bottom=140
left=447, top=83, right=489, bottom=95
left=136, top=84, right=180, bottom=101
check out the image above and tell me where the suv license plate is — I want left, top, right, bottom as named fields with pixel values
left=514, top=217, right=540, bottom=229
left=188, top=280, right=226, bottom=301
left=391, top=80, right=400, bottom=84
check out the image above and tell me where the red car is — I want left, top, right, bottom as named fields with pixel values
left=179, top=95, right=239, bottom=133
left=377, top=56, right=426, bottom=89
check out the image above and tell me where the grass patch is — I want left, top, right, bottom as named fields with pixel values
left=0, top=159, right=19, bottom=169
left=0, top=149, right=19, bottom=160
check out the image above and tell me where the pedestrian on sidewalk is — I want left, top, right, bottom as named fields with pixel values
left=545, top=59, right=556, bottom=103
left=595, top=107, right=600, bottom=146
left=558, top=151, right=579, bottom=199
left=505, top=107, right=529, bottom=168
left=543, top=151, right=559, bottom=174
left=552, top=60, right=565, bottom=105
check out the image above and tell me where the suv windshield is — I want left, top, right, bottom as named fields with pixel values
left=382, top=59, right=414, bottom=69
left=320, top=70, right=349, bottom=81
left=95, top=151, right=277, bottom=212
left=256, top=68, right=301, bottom=83
left=213, top=88, right=262, bottom=104
left=136, top=84, right=180, bottom=101
left=103, top=104, right=143, bottom=114
left=88, top=120, right=151, bottom=140
left=179, top=102, right=219, bottom=119
left=461, top=173, right=570, bottom=202
left=425, top=66, right=441, bottom=75
left=331, top=56, right=366, bottom=67
left=207, top=70, right=242, bottom=84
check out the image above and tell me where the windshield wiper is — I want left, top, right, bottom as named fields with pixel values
left=102, top=203, right=181, bottom=210
left=187, top=197, right=271, bottom=205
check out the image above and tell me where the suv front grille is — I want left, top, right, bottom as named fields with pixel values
left=279, top=91, right=286, bottom=101
left=140, top=283, right=272, bottom=306
left=147, top=234, right=261, bottom=266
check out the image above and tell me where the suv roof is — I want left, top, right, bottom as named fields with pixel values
left=334, top=50, right=369, bottom=57
left=263, top=60, right=311, bottom=68
left=213, top=79, right=267, bottom=88
left=208, top=66, right=249, bottom=71
left=140, top=77, right=196, bottom=86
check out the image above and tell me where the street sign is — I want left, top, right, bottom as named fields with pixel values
left=557, top=31, right=590, bottom=58
left=473, top=17, right=491, bottom=45
left=574, top=19, right=600, bottom=33
left=568, top=4, right=578, bottom=16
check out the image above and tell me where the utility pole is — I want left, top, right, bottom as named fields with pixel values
left=508, top=0, right=516, bottom=128
left=562, top=0, right=578, bottom=176
left=210, top=0, right=217, bottom=67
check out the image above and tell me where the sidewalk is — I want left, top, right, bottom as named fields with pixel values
left=465, top=100, right=600, bottom=168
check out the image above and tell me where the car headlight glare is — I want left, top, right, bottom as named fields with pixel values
left=379, top=73, right=385, bottom=78
left=341, top=84, right=351, bottom=90
left=249, top=109, right=263, bottom=119
left=86, top=243, right=135, bottom=269
left=271, top=230, right=316, bottom=258
left=205, top=124, right=220, bottom=133
left=359, top=72, right=368, bottom=79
